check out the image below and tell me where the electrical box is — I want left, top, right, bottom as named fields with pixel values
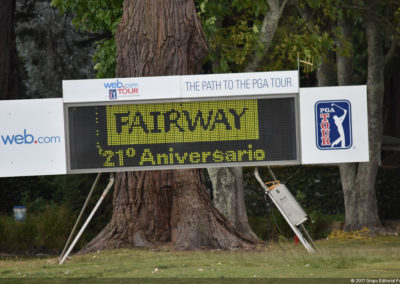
left=268, top=184, right=307, bottom=226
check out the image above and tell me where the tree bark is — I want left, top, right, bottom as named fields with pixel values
left=0, top=0, right=19, bottom=100
left=336, top=12, right=353, bottom=86
left=336, top=5, right=382, bottom=232
left=80, top=0, right=254, bottom=253
left=208, top=167, right=258, bottom=242
left=317, top=51, right=338, bottom=86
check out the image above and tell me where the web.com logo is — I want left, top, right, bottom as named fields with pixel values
left=1, top=129, right=61, bottom=145
left=103, top=79, right=139, bottom=100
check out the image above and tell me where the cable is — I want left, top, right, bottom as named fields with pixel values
left=264, top=191, right=285, bottom=252
left=254, top=167, right=286, bottom=252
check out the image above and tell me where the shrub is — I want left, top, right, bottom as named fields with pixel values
left=0, top=205, right=75, bottom=254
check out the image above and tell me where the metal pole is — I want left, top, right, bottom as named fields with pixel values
left=59, top=173, right=115, bottom=265
left=59, top=172, right=102, bottom=261
left=300, top=223, right=317, bottom=251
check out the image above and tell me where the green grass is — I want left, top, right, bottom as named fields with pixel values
left=0, top=236, right=399, bottom=280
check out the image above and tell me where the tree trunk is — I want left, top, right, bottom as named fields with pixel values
left=207, top=0, right=289, bottom=241
left=245, top=0, right=289, bottom=72
left=80, top=0, right=254, bottom=253
left=336, top=6, right=382, bottom=232
left=335, top=12, right=353, bottom=86
left=208, top=167, right=258, bottom=242
left=317, top=51, right=338, bottom=87
left=0, top=0, right=19, bottom=100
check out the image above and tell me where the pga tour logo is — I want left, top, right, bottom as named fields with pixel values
left=315, top=100, right=352, bottom=150
left=104, top=79, right=139, bottom=100
left=109, top=89, right=117, bottom=100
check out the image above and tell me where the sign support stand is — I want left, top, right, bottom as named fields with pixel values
left=254, top=167, right=316, bottom=253
left=59, top=173, right=115, bottom=265
left=59, top=173, right=102, bottom=262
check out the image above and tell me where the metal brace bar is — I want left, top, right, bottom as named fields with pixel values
left=59, top=173, right=115, bottom=264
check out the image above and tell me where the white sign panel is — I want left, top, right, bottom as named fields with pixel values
left=63, top=76, right=181, bottom=103
left=181, top=71, right=299, bottom=98
left=300, top=86, right=369, bottom=164
left=63, top=71, right=299, bottom=103
left=0, top=99, right=66, bottom=177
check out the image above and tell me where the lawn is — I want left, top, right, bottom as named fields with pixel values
left=0, top=236, right=399, bottom=283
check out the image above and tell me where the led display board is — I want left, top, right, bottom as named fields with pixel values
left=66, top=96, right=299, bottom=173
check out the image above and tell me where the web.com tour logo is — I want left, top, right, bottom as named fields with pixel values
left=315, top=100, right=352, bottom=150
left=1, top=129, right=61, bottom=145
left=103, top=79, right=139, bottom=100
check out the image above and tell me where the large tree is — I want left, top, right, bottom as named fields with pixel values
left=336, top=0, right=385, bottom=232
left=314, top=0, right=399, bottom=232
left=80, top=0, right=255, bottom=253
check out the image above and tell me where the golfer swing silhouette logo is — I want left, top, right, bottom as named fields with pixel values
left=331, top=103, right=347, bottom=148
left=315, top=100, right=352, bottom=150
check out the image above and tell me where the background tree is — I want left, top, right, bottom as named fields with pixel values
left=200, top=0, right=288, bottom=241
left=202, top=0, right=400, bottom=233
left=336, top=0, right=394, bottom=232
left=305, top=0, right=399, bottom=232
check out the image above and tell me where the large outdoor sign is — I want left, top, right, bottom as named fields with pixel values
left=63, top=71, right=300, bottom=173
left=66, top=97, right=298, bottom=173
left=0, top=71, right=370, bottom=178
left=0, top=99, right=66, bottom=178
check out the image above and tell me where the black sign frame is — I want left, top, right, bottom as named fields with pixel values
left=65, top=94, right=300, bottom=174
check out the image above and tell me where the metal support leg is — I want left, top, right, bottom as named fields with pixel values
left=59, top=173, right=102, bottom=261
left=59, top=173, right=115, bottom=265
left=300, top=223, right=317, bottom=251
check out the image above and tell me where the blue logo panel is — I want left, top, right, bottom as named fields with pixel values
left=109, top=89, right=117, bottom=100
left=315, top=100, right=352, bottom=150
